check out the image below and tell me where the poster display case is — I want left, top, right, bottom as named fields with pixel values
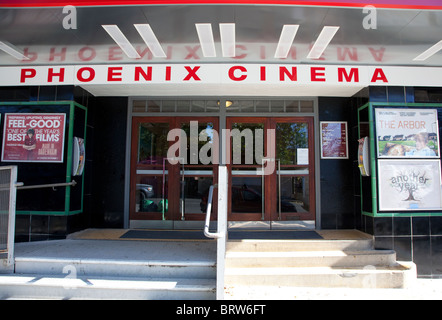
left=0, top=101, right=87, bottom=216
left=378, top=159, right=442, bottom=211
left=358, top=102, right=442, bottom=217
left=375, top=108, right=439, bottom=159
left=2, top=113, right=66, bottom=163
left=320, top=121, right=348, bottom=159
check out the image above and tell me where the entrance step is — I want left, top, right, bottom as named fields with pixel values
left=0, top=239, right=216, bottom=300
left=226, top=250, right=397, bottom=268
left=225, top=235, right=416, bottom=289
left=0, top=274, right=215, bottom=300
left=14, top=256, right=215, bottom=279
left=227, top=239, right=374, bottom=252
left=225, top=263, right=416, bottom=289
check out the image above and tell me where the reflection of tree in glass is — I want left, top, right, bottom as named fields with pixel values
left=138, top=123, right=169, bottom=163
left=181, top=122, right=214, bottom=165
left=276, top=123, right=308, bottom=165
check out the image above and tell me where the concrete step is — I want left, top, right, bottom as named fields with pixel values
left=15, top=256, right=216, bottom=279
left=225, top=250, right=397, bottom=268
left=8, top=239, right=217, bottom=300
left=224, top=235, right=415, bottom=289
left=227, top=239, right=374, bottom=252
left=225, top=262, right=417, bottom=289
left=0, top=274, right=216, bottom=300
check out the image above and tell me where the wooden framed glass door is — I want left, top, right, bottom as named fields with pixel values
left=273, top=117, right=315, bottom=221
left=129, top=116, right=218, bottom=223
left=226, top=117, right=315, bottom=222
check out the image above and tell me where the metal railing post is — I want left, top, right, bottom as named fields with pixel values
left=216, top=165, right=228, bottom=300
left=0, top=166, right=19, bottom=273
left=202, top=165, right=228, bottom=300
left=7, top=167, right=18, bottom=270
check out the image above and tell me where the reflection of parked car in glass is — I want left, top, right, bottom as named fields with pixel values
left=200, top=185, right=297, bottom=213
left=136, top=184, right=154, bottom=201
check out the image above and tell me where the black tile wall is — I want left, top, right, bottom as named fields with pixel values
left=413, top=217, right=430, bottom=236
left=413, top=236, right=432, bottom=276
left=394, top=237, right=412, bottom=261
left=367, top=215, right=442, bottom=277
left=431, top=237, right=442, bottom=275
left=319, top=97, right=360, bottom=231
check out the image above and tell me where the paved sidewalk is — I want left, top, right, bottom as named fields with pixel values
left=224, top=279, right=442, bottom=300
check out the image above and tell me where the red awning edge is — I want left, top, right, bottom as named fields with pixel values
left=1, top=0, right=442, bottom=10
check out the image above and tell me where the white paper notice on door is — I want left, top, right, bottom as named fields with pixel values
left=297, top=148, right=309, bottom=165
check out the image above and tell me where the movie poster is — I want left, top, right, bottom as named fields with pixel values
left=376, top=108, right=439, bottom=158
left=1, top=113, right=66, bottom=163
left=320, top=121, right=348, bottom=159
left=378, top=160, right=442, bottom=211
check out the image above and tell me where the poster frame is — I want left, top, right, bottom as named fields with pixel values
left=378, top=159, right=442, bottom=212
left=375, top=107, right=440, bottom=159
left=320, top=121, right=349, bottom=160
left=1, top=113, right=66, bottom=163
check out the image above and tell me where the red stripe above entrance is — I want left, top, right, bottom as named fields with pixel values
left=2, top=0, right=442, bottom=10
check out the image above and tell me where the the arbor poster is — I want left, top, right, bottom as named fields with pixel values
left=376, top=108, right=439, bottom=158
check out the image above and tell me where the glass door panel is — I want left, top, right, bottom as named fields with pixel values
left=226, top=117, right=315, bottom=222
left=230, top=122, right=265, bottom=165
left=183, top=175, right=213, bottom=215
left=181, top=121, right=216, bottom=165
left=130, top=117, right=218, bottom=223
left=274, top=118, right=315, bottom=221
left=137, top=122, right=169, bottom=165
left=135, top=174, right=168, bottom=216
left=277, top=176, right=311, bottom=218
left=231, top=177, right=263, bottom=214
left=131, top=119, right=171, bottom=221
left=276, top=122, right=309, bottom=166
left=227, top=118, right=267, bottom=221
left=177, top=118, right=218, bottom=220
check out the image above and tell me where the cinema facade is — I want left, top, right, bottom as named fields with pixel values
left=2, top=0, right=442, bottom=277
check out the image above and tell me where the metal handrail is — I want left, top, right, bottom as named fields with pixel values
left=277, top=159, right=281, bottom=221
left=204, top=184, right=224, bottom=239
left=16, top=180, right=77, bottom=190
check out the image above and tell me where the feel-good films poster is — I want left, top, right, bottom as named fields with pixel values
left=1, top=113, right=66, bottom=163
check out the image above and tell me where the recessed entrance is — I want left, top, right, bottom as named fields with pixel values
left=128, top=98, right=316, bottom=229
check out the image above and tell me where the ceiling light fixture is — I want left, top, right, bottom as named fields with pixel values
left=196, top=23, right=216, bottom=58
left=0, top=41, right=30, bottom=60
left=102, top=25, right=141, bottom=59
left=274, top=25, right=299, bottom=59
left=220, top=23, right=236, bottom=58
left=307, top=26, right=340, bottom=60
left=413, top=40, right=442, bottom=61
left=134, top=24, right=167, bottom=58
left=217, top=100, right=233, bottom=108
